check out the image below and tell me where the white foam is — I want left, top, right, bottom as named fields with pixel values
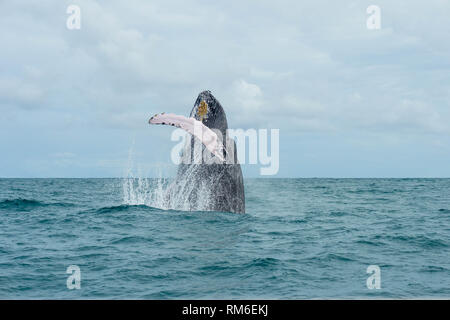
left=121, top=140, right=215, bottom=211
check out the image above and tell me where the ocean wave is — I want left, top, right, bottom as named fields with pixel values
left=110, top=235, right=154, bottom=245
left=420, top=265, right=448, bottom=273
left=386, top=235, right=448, bottom=249
left=77, top=204, right=248, bottom=221
left=247, top=257, right=280, bottom=268
left=355, top=239, right=386, bottom=247
left=306, top=253, right=356, bottom=264
left=0, top=198, right=74, bottom=210
left=196, top=258, right=281, bottom=277
left=86, top=204, right=162, bottom=215
left=268, top=216, right=307, bottom=224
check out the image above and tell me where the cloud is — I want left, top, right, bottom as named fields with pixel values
left=232, top=79, right=263, bottom=109
left=1, top=0, right=448, bottom=133
left=0, top=76, right=45, bottom=109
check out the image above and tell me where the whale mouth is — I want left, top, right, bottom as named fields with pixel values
left=193, top=91, right=216, bottom=121
left=197, top=100, right=208, bottom=122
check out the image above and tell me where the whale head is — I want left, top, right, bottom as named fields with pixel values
left=190, top=91, right=228, bottom=137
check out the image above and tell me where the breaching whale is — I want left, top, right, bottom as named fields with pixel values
left=148, top=91, right=245, bottom=213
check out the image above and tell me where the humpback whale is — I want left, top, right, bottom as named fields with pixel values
left=149, top=91, right=245, bottom=213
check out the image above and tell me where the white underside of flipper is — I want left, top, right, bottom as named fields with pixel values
left=149, top=113, right=225, bottom=162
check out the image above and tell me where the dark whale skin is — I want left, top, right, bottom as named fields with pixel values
left=175, top=91, right=245, bottom=213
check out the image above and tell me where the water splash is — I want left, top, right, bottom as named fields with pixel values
left=122, top=140, right=170, bottom=209
left=122, top=176, right=170, bottom=208
left=121, top=137, right=217, bottom=211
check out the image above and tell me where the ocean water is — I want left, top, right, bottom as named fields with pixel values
left=0, top=178, right=449, bottom=299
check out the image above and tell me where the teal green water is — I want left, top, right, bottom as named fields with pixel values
left=0, top=178, right=449, bottom=299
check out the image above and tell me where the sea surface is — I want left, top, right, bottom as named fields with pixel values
left=0, top=178, right=449, bottom=299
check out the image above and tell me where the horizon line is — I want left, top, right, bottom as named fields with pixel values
left=1, top=177, right=449, bottom=179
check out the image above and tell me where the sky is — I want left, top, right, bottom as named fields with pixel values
left=1, top=0, right=449, bottom=178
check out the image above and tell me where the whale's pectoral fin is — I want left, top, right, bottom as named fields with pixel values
left=149, top=113, right=225, bottom=162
